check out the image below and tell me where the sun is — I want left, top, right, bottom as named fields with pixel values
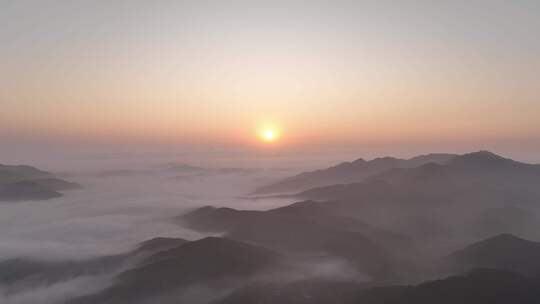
left=263, top=129, right=275, bottom=141
left=258, top=127, right=280, bottom=143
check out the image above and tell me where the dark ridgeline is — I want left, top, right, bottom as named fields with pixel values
left=67, top=237, right=281, bottom=304
left=179, top=203, right=413, bottom=281
left=447, top=233, right=540, bottom=276
left=0, top=164, right=79, bottom=201
left=299, top=151, right=540, bottom=202
left=216, top=269, right=540, bottom=304
left=253, top=153, right=457, bottom=195
left=0, top=237, right=188, bottom=288
left=290, top=151, right=540, bottom=245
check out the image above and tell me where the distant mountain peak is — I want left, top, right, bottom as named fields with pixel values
left=371, top=156, right=399, bottom=161
left=452, top=233, right=540, bottom=257
left=477, top=233, right=526, bottom=244
left=445, top=151, right=521, bottom=170
left=456, top=150, right=507, bottom=162
left=141, top=236, right=279, bottom=267
left=135, top=237, right=188, bottom=255
left=449, top=233, right=540, bottom=276
left=351, top=158, right=367, bottom=164
left=0, top=163, right=78, bottom=201
left=468, top=150, right=504, bottom=157
left=253, top=153, right=456, bottom=195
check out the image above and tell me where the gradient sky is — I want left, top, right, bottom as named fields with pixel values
left=1, top=0, right=539, bottom=155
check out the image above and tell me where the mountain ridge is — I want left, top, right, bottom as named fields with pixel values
left=252, top=153, right=457, bottom=195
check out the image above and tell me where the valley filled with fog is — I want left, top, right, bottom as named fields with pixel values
left=0, top=152, right=304, bottom=304
left=3, top=150, right=540, bottom=304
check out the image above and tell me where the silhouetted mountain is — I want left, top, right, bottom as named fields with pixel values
left=0, top=255, right=126, bottom=288
left=180, top=203, right=413, bottom=281
left=298, top=179, right=400, bottom=202
left=28, top=177, right=79, bottom=191
left=0, top=180, right=63, bottom=201
left=449, top=150, right=518, bottom=167
left=0, top=163, right=79, bottom=201
left=275, top=151, right=540, bottom=258
left=133, top=237, right=188, bottom=256
left=298, top=151, right=540, bottom=199
left=0, top=237, right=187, bottom=288
left=70, top=237, right=280, bottom=304
left=406, top=153, right=459, bottom=167
left=295, top=151, right=540, bottom=217
left=448, top=234, right=540, bottom=276
left=0, top=164, right=50, bottom=182
left=216, top=269, right=540, bottom=304
left=253, top=153, right=456, bottom=194
left=378, top=151, right=540, bottom=191
left=357, top=268, right=540, bottom=304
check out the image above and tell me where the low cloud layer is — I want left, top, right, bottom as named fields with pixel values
left=0, top=154, right=300, bottom=303
left=0, top=163, right=293, bottom=260
left=0, top=274, right=114, bottom=304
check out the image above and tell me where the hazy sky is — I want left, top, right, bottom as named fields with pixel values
left=1, top=0, right=539, bottom=155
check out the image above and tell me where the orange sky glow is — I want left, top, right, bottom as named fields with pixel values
left=1, top=1, right=539, bottom=155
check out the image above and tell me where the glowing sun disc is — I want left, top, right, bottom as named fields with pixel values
left=264, top=130, right=275, bottom=141
left=258, top=127, right=280, bottom=143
